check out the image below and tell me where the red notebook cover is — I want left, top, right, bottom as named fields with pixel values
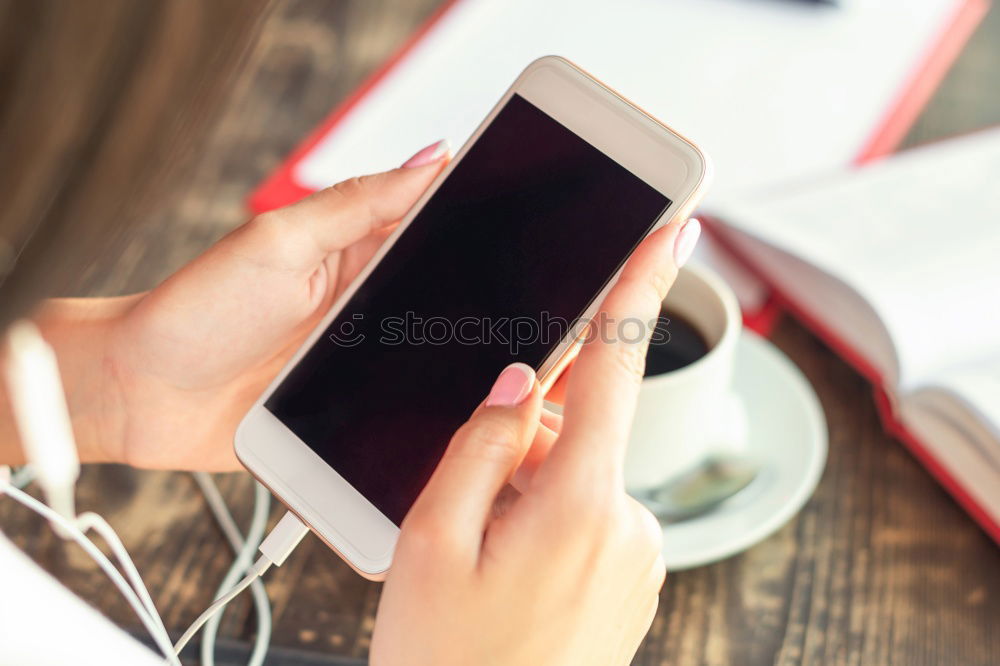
left=249, top=0, right=995, bottom=542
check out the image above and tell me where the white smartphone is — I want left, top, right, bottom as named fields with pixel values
left=235, top=56, right=711, bottom=579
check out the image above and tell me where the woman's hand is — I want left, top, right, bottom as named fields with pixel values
left=372, top=219, right=696, bottom=665
left=25, top=142, right=450, bottom=471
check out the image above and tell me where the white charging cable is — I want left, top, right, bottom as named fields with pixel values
left=172, top=511, right=308, bottom=656
left=193, top=472, right=272, bottom=666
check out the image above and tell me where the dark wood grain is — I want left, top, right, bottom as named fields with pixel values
left=2, top=2, right=999, bottom=665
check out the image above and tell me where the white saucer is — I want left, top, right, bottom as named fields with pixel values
left=658, top=330, right=827, bottom=571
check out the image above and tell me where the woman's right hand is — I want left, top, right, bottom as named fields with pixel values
left=371, top=218, right=700, bottom=665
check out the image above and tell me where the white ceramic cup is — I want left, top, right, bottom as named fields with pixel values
left=624, top=263, right=747, bottom=492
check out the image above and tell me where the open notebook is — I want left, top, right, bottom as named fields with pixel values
left=710, top=128, right=1000, bottom=542
left=252, top=0, right=987, bottom=214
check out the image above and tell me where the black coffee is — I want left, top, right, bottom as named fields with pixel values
left=643, top=311, right=710, bottom=376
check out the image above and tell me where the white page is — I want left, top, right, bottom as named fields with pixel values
left=718, top=226, right=899, bottom=380
left=713, top=127, right=1000, bottom=390
left=935, top=356, right=1000, bottom=446
left=900, top=391, right=1000, bottom=527
left=296, top=0, right=959, bottom=207
left=902, top=356, right=1000, bottom=525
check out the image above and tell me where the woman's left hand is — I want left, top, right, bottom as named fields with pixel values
left=65, top=142, right=449, bottom=470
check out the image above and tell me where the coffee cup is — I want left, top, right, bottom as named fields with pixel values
left=624, top=263, right=747, bottom=491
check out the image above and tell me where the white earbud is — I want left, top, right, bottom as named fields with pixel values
left=3, top=319, right=79, bottom=533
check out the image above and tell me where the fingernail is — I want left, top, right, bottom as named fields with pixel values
left=673, top=218, right=701, bottom=268
left=486, top=363, right=535, bottom=407
left=402, top=139, right=450, bottom=168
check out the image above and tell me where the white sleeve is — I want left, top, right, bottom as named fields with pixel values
left=0, top=532, right=165, bottom=666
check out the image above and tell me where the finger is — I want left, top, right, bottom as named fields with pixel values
left=613, top=592, right=660, bottom=666
left=509, top=407, right=562, bottom=491
left=542, top=358, right=574, bottom=405
left=331, top=224, right=396, bottom=292
left=489, top=483, right=523, bottom=521
left=404, top=363, right=542, bottom=553
left=463, top=393, right=560, bottom=431
left=510, top=419, right=559, bottom=492
left=545, top=219, right=700, bottom=480
left=255, top=141, right=450, bottom=267
left=539, top=407, right=563, bottom=433
left=633, top=588, right=663, bottom=659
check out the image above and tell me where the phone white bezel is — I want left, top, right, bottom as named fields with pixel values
left=235, top=55, right=711, bottom=579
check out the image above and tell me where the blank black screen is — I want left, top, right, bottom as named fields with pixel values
left=266, top=94, right=670, bottom=524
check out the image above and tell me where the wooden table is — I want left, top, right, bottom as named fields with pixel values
left=3, top=2, right=999, bottom=664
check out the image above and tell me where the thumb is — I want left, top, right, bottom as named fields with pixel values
left=404, top=363, right=542, bottom=552
left=250, top=140, right=450, bottom=268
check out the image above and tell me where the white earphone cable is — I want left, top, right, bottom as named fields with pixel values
left=75, top=511, right=172, bottom=641
left=9, top=464, right=35, bottom=489
left=0, top=479, right=181, bottom=665
left=2, top=471, right=307, bottom=664
left=2, top=321, right=308, bottom=663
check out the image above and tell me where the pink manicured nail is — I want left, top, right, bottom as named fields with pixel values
left=486, top=363, right=535, bottom=407
left=402, top=139, right=450, bottom=168
left=673, top=218, right=701, bottom=268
